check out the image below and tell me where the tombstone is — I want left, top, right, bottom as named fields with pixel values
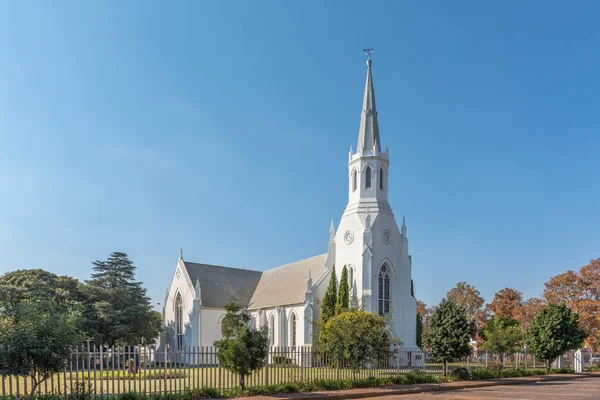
left=574, top=349, right=584, bottom=373
left=552, top=355, right=564, bottom=369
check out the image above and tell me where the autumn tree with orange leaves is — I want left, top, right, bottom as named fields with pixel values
left=515, top=297, right=545, bottom=332
left=446, top=282, right=485, bottom=326
left=544, top=258, right=600, bottom=347
left=487, top=288, right=523, bottom=319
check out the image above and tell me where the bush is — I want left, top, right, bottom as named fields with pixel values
left=448, top=367, right=470, bottom=381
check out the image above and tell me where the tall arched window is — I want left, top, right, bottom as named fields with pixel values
left=290, top=313, right=297, bottom=347
left=268, top=314, right=275, bottom=345
left=378, top=265, right=390, bottom=316
left=175, top=294, right=184, bottom=349
left=379, top=168, right=384, bottom=190
left=365, top=166, right=372, bottom=189
left=352, top=169, right=357, bottom=192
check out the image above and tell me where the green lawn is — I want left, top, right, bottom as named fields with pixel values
left=0, top=365, right=405, bottom=397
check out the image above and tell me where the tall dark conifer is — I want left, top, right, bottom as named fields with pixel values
left=336, top=266, right=349, bottom=315
left=86, top=252, right=161, bottom=346
left=321, top=266, right=337, bottom=325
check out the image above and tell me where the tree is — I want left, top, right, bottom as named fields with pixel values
left=214, top=302, right=268, bottom=389
left=446, top=282, right=485, bottom=325
left=0, top=269, right=88, bottom=305
left=416, top=300, right=427, bottom=317
left=425, top=299, right=475, bottom=377
left=411, top=279, right=415, bottom=297
left=478, top=317, right=522, bottom=364
left=86, top=252, right=161, bottom=346
left=488, top=288, right=523, bottom=319
left=336, top=266, right=349, bottom=315
left=0, top=298, right=83, bottom=400
left=321, top=266, right=337, bottom=324
left=319, top=309, right=389, bottom=374
left=544, top=258, right=600, bottom=347
left=515, top=297, right=545, bottom=332
left=525, top=303, right=586, bottom=371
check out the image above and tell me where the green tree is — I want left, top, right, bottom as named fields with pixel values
left=411, top=279, right=415, bottom=297
left=336, top=266, right=349, bottom=315
left=525, top=303, right=586, bottom=371
left=319, top=309, right=389, bottom=375
left=321, top=266, right=337, bottom=324
left=86, top=252, right=161, bottom=346
left=214, top=302, right=268, bottom=389
left=0, top=298, right=83, bottom=400
left=426, top=299, right=475, bottom=377
left=0, top=269, right=88, bottom=305
left=479, top=317, right=522, bottom=365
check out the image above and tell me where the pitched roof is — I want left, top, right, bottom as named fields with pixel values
left=183, top=262, right=262, bottom=308
left=247, top=254, right=327, bottom=310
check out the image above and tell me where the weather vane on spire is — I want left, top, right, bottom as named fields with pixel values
left=363, top=48, right=374, bottom=59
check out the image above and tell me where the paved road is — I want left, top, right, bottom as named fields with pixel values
left=363, top=376, right=600, bottom=399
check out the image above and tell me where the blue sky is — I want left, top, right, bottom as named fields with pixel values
left=1, top=1, right=599, bottom=309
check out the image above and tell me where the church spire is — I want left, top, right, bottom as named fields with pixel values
left=357, top=59, right=381, bottom=153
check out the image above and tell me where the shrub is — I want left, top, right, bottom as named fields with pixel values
left=448, top=367, right=470, bottom=381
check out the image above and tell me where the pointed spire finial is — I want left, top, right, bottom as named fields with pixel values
left=329, top=219, right=335, bottom=240
left=401, top=216, right=407, bottom=236
left=357, top=50, right=380, bottom=153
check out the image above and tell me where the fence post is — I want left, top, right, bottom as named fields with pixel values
left=485, top=350, right=488, bottom=368
left=264, top=348, right=269, bottom=386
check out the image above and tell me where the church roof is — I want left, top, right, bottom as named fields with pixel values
left=247, top=254, right=327, bottom=310
left=357, top=59, right=381, bottom=153
left=183, top=262, right=262, bottom=308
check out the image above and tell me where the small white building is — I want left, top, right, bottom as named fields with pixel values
left=162, top=59, right=419, bottom=357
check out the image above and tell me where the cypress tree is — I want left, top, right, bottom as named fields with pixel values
left=411, top=279, right=415, bottom=297
left=336, top=266, right=349, bottom=315
left=321, top=266, right=337, bottom=324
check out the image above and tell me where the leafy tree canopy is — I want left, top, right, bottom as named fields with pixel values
left=319, top=309, right=389, bottom=373
left=85, top=252, right=161, bottom=346
left=446, top=281, right=485, bottom=325
left=479, top=316, right=522, bottom=364
left=0, top=269, right=87, bottom=307
left=525, top=303, right=586, bottom=371
left=426, top=299, right=475, bottom=376
left=543, top=258, right=600, bottom=347
left=214, top=302, right=268, bottom=390
left=487, top=287, right=523, bottom=319
left=0, top=297, right=84, bottom=400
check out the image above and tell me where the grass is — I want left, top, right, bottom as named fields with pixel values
left=0, top=367, right=583, bottom=399
left=0, top=364, right=580, bottom=398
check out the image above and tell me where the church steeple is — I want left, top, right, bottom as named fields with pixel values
left=357, top=59, right=381, bottom=153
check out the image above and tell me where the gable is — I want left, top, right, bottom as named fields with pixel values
left=183, top=262, right=262, bottom=308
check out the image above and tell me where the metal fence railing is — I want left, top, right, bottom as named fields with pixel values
left=1, top=346, right=597, bottom=398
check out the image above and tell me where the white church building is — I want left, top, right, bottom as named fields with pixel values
left=162, top=59, right=418, bottom=355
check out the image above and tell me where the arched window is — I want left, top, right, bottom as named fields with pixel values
left=175, top=294, right=184, bottom=349
left=352, top=169, right=357, bottom=192
left=290, top=313, right=297, bottom=347
left=378, top=265, right=390, bottom=316
left=365, top=167, right=372, bottom=189
left=379, top=168, right=384, bottom=190
left=268, top=314, right=275, bottom=345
